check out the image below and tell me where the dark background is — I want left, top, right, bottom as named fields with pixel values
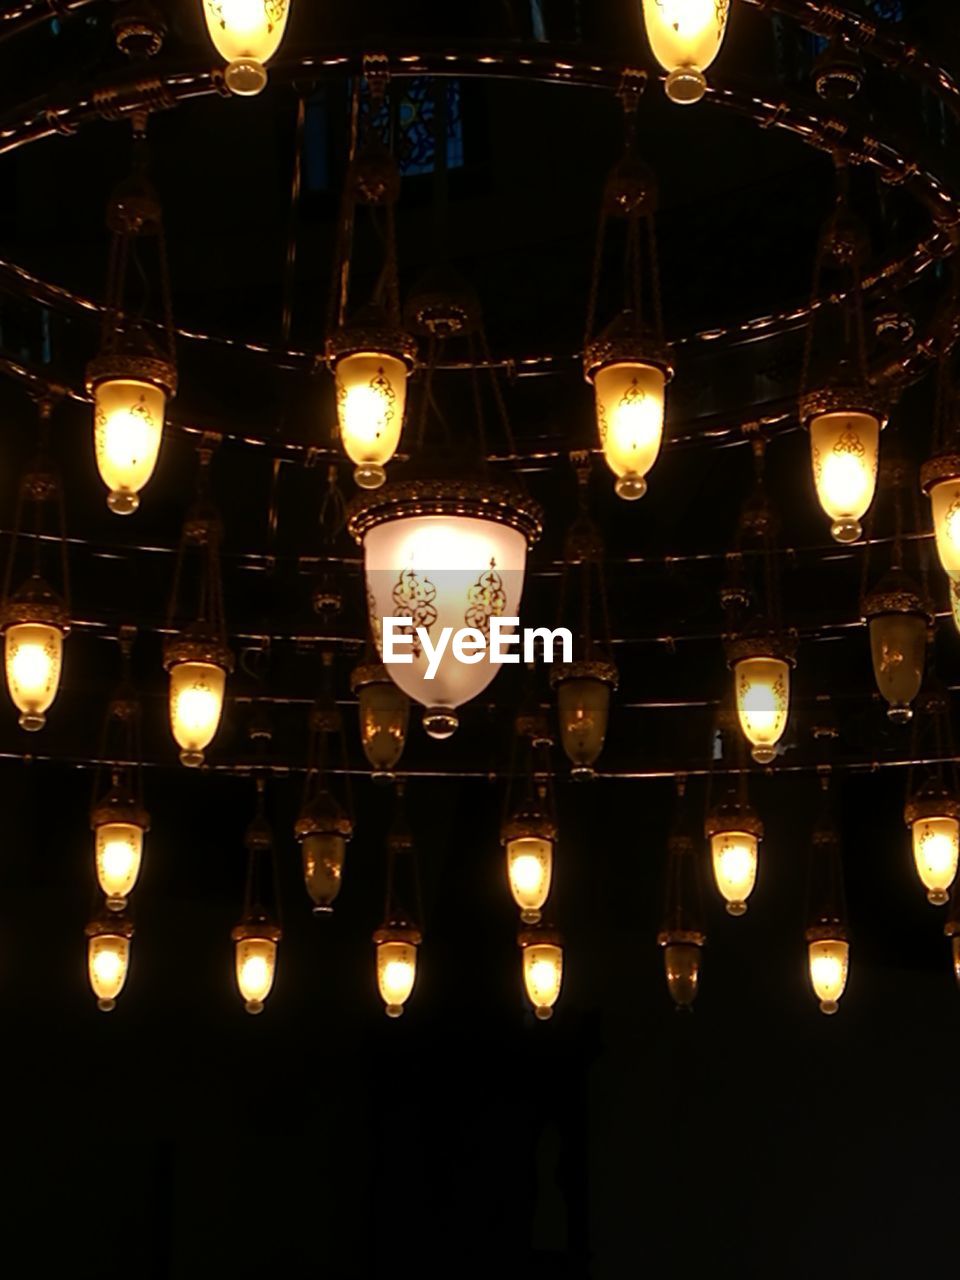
left=0, top=2, right=959, bottom=1277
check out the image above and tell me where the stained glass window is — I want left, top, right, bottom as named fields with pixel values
left=363, top=78, right=465, bottom=178
left=868, top=0, right=904, bottom=21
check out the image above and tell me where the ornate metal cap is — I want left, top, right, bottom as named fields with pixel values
left=501, top=807, right=557, bottom=846
left=920, top=451, right=960, bottom=495
left=814, top=36, right=864, bottom=102
left=325, top=324, right=418, bottom=372
left=162, top=628, right=234, bottom=675
left=549, top=659, right=619, bottom=691
left=656, top=928, right=705, bottom=948
left=85, top=351, right=178, bottom=399
left=725, top=632, right=797, bottom=669
left=518, top=926, right=562, bottom=950
left=862, top=568, right=931, bottom=623
left=90, top=781, right=150, bottom=834
left=904, top=790, right=960, bottom=828
left=349, top=661, right=393, bottom=693
left=705, top=799, right=763, bottom=841
left=799, top=385, right=889, bottom=427
left=113, top=0, right=167, bottom=58
left=347, top=476, right=543, bottom=545
left=805, top=922, right=848, bottom=945
left=231, top=919, right=282, bottom=945
left=583, top=319, right=674, bottom=386
left=373, top=923, right=422, bottom=947
left=0, top=576, right=69, bottom=632
left=295, top=791, right=353, bottom=841
left=404, top=278, right=482, bottom=339
left=86, top=914, right=135, bottom=942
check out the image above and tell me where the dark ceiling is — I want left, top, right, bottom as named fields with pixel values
left=2, top=2, right=960, bottom=1278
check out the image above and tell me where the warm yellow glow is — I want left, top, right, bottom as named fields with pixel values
left=809, top=411, right=880, bottom=543
left=911, top=816, right=960, bottom=906
left=235, top=937, right=277, bottom=1013
left=929, top=479, right=960, bottom=574
left=168, top=660, right=226, bottom=767
left=522, top=943, right=563, bottom=1020
left=592, top=361, right=665, bottom=500
left=93, top=378, right=164, bottom=515
left=506, top=836, right=553, bottom=924
left=642, top=0, right=730, bottom=102
left=953, top=936, right=960, bottom=986
left=336, top=352, right=408, bottom=489
left=95, top=821, right=143, bottom=910
left=4, top=621, right=63, bottom=731
left=734, top=656, right=790, bottom=764
left=88, top=934, right=130, bottom=1011
left=808, top=939, right=849, bottom=1014
left=950, top=575, right=960, bottom=636
left=710, top=830, right=758, bottom=916
left=376, top=940, right=417, bottom=1017
left=202, top=0, right=290, bottom=94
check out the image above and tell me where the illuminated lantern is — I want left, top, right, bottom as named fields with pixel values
left=641, top=0, right=731, bottom=104
left=91, top=775, right=149, bottom=912
left=327, top=330, right=417, bottom=490
left=705, top=792, right=762, bottom=917
left=1, top=576, right=67, bottom=732
left=295, top=716, right=354, bottom=915
left=659, top=817, right=706, bottom=1011
left=904, top=789, right=960, bottom=907
left=728, top=637, right=794, bottom=765
left=806, top=928, right=849, bottom=1015
left=551, top=661, right=618, bottom=778
left=202, top=0, right=291, bottom=96
left=232, top=922, right=280, bottom=1014
left=86, top=372, right=170, bottom=515
left=921, top=453, right=960, bottom=574
left=350, top=661, right=410, bottom=779
left=85, top=915, right=134, bottom=1012
left=349, top=480, right=541, bottom=738
left=519, top=928, right=563, bottom=1020
left=502, top=808, right=556, bottom=925
left=587, top=357, right=668, bottom=500
left=950, top=575, right=960, bottom=636
left=805, top=401, right=883, bottom=544
left=862, top=571, right=928, bottom=724
left=373, top=926, right=421, bottom=1018
left=164, top=645, right=230, bottom=767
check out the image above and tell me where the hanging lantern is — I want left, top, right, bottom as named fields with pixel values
left=641, top=0, right=731, bottom=103
left=659, top=799, right=706, bottom=1011
left=330, top=342, right=416, bottom=490
left=85, top=915, right=134, bottom=1012
left=350, top=661, right=410, bottom=779
left=350, top=479, right=541, bottom=739
left=921, top=453, right=960, bottom=574
left=373, top=925, right=421, bottom=1018
left=519, top=927, right=563, bottom=1021
left=164, top=448, right=233, bottom=767
left=202, top=0, right=291, bottom=96
left=91, top=775, right=149, bottom=912
left=802, top=394, right=884, bottom=544
left=805, top=802, right=850, bottom=1016
left=705, top=789, right=763, bottom=917
left=862, top=570, right=929, bottom=724
left=374, top=784, right=424, bottom=1018
left=950, top=575, right=960, bottom=636
left=904, top=789, right=960, bottom=907
left=232, top=781, right=282, bottom=1015
left=86, top=113, right=176, bottom=515
left=552, top=661, right=618, bottom=779
left=502, top=808, right=556, bottom=926
left=584, top=149, right=673, bottom=500
left=295, top=692, right=354, bottom=915
left=727, top=636, right=794, bottom=766
left=806, top=927, right=850, bottom=1015
left=945, top=886, right=960, bottom=989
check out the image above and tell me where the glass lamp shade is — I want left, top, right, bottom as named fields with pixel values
left=351, top=663, right=409, bottom=778
left=202, top=0, right=290, bottom=96
left=361, top=513, right=530, bottom=738
left=552, top=668, right=617, bottom=778
left=950, top=575, right=960, bottom=636
left=908, top=813, right=960, bottom=906
left=505, top=836, right=554, bottom=924
left=710, top=830, right=759, bottom=916
left=732, top=653, right=791, bottom=765
left=663, top=941, right=701, bottom=1009
left=301, top=832, right=346, bottom=914
left=374, top=931, right=420, bottom=1018
left=809, top=410, right=881, bottom=543
left=867, top=610, right=926, bottom=724
left=86, top=919, right=133, bottom=1012
left=93, top=378, right=165, bottom=515
left=94, top=821, right=144, bottom=911
left=167, top=660, right=227, bottom=767
left=807, top=936, right=849, bottom=1015
left=929, top=478, right=960, bottom=573
left=952, top=935, right=960, bottom=987
left=232, top=927, right=280, bottom=1014
left=334, top=352, right=409, bottom=490
left=642, top=0, right=730, bottom=103
left=4, top=620, right=64, bottom=731
left=591, top=361, right=666, bottom=499
left=520, top=937, right=563, bottom=1020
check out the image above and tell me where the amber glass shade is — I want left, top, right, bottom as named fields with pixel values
left=556, top=677, right=611, bottom=778
left=929, top=478, right=960, bottom=574
left=868, top=612, right=925, bottom=724
left=93, top=378, right=165, bottom=515
left=168, top=660, right=226, bottom=767
left=88, top=933, right=130, bottom=1012
left=335, top=352, right=408, bottom=489
left=911, top=815, right=960, bottom=906
left=202, top=0, right=290, bottom=95
left=357, top=677, right=409, bottom=777
left=522, top=942, right=563, bottom=1020
left=641, top=0, right=730, bottom=103
left=94, top=821, right=144, bottom=911
left=710, top=830, right=758, bottom=916
left=235, top=935, right=277, bottom=1014
left=376, top=939, right=417, bottom=1017
left=733, top=656, right=790, bottom=765
left=592, top=361, right=665, bottom=500
left=4, top=621, right=64, bottom=731
left=808, top=938, right=849, bottom=1014
left=664, top=942, right=701, bottom=1008
left=809, top=410, right=880, bottom=543
left=506, top=836, right=553, bottom=924
left=302, top=832, right=346, bottom=913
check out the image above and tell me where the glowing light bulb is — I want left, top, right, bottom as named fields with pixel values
left=710, top=830, right=758, bottom=916
left=505, top=836, right=553, bottom=924
left=520, top=934, right=563, bottom=1020
left=375, top=937, right=418, bottom=1017
left=95, top=822, right=144, bottom=911
left=808, top=937, right=849, bottom=1014
left=910, top=815, right=959, bottom=906
left=4, top=621, right=64, bottom=731
left=233, top=932, right=278, bottom=1014
left=86, top=921, right=133, bottom=1012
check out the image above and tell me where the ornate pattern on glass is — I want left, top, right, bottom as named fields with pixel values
left=464, top=560, right=506, bottom=637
